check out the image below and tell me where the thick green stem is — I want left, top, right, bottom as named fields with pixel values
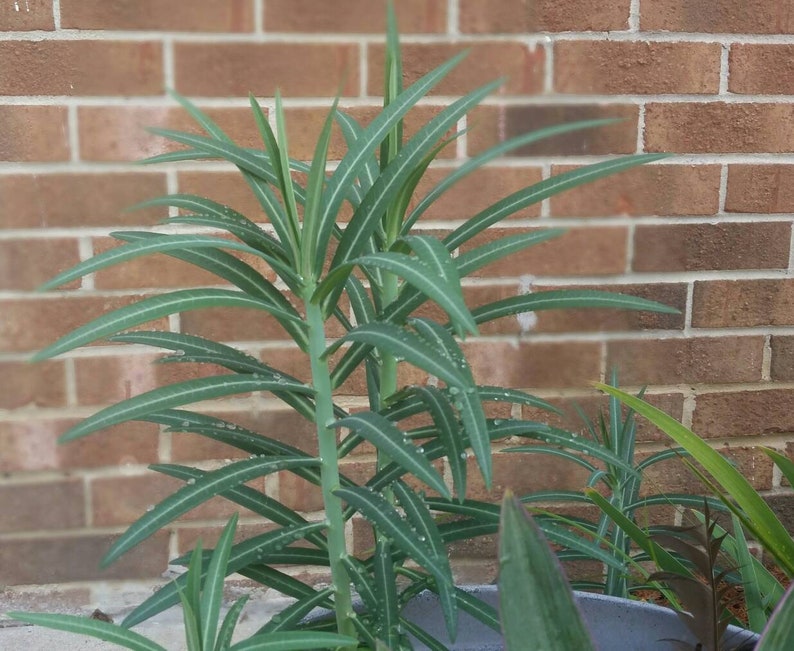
left=305, top=299, right=356, bottom=644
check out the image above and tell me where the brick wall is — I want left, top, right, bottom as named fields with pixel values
left=1, top=0, right=793, bottom=599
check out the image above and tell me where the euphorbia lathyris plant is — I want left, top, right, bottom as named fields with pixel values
left=23, top=5, right=675, bottom=649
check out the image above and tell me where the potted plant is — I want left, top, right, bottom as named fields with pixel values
left=7, top=4, right=679, bottom=649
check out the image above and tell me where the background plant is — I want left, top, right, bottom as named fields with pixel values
left=21, top=6, right=674, bottom=649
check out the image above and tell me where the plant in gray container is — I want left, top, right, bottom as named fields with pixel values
left=9, top=4, right=677, bottom=649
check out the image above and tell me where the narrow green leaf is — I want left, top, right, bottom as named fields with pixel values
left=757, top=584, right=794, bottom=650
left=228, top=632, right=360, bottom=651
left=7, top=613, right=168, bottom=651
left=103, top=457, right=319, bottom=567
left=60, top=375, right=312, bottom=442
left=373, top=538, right=401, bottom=648
left=255, top=587, right=334, bottom=634
left=333, top=412, right=449, bottom=498
left=455, top=229, right=565, bottom=277
left=731, top=512, right=768, bottom=632
left=214, top=596, right=249, bottom=651
left=184, top=537, right=203, bottom=648
left=764, top=447, right=794, bottom=488
left=499, top=492, right=596, bottom=651
left=334, top=111, right=378, bottom=197
left=201, top=514, right=238, bottom=651
left=34, top=289, right=306, bottom=361
left=341, top=556, right=378, bottom=611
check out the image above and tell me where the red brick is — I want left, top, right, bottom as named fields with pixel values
left=61, top=0, right=254, bottom=31
left=78, top=106, right=259, bottom=162
left=726, top=165, right=794, bottom=213
left=607, top=337, right=764, bottom=385
left=177, top=171, right=267, bottom=222
left=0, top=480, right=84, bottom=533
left=278, top=472, right=324, bottom=512
left=91, top=472, right=261, bottom=527
left=0, top=0, right=53, bottom=30
left=174, top=43, right=359, bottom=97
left=645, top=103, right=794, bottom=154
left=413, top=166, right=544, bottom=221
left=368, top=42, right=545, bottom=96
left=175, top=522, right=274, bottom=556
left=692, top=279, right=794, bottom=328
left=265, top=0, right=447, bottom=33
left=0, top=360, right=66, bottom=409
left=730, top=45, right=794, bottom=95
left=0, top=106, right=69, bottom=161
left=73, top=354, right=163, bottom=406
left=633, top=223, right=790, bottom=272
left=170, top=408, right=318, bottom=461
left=550, top=164, right=720, bottom=217
left=468, top=104, right=638, bottom=157
left=0, top=532, right=169, bottom=585
left=555, top=42, right=720, bottom=95
left=641, top=0, right=794, bottom=34
left=693, top=389, right=794, bottom=439
left=0, top=295, right=169, bottom=353
left=0, top=173, right=167, bottom=229
left=0, top=419, right=160, bottom=473
left=463, top=226, right=628, bottom=278
left=0, top=239, right=80, bottom=291
left=0, top=41, right=162, bottom=96
left=772, top=336, right=794, bottom=381
left=459, top=0, right=630, bottom=32
left=179, top=304, right=298, bottom=344
left=463, top=340, right=601, bottom=389
left=529, top=282, right=687, bottom=333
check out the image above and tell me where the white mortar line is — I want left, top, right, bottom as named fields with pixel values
left=681, top=392, right=696, bottom=429
left=66, top=104, right=80, bottom=162
left=762, top=335, right=773, bottom=380
left=162, top=37, right=175, bottom=90
left=544, top=38, right=554, bottom=94
left=254, top=0, right=264, bottom=33
left=628, top=0, right=640, bottom=32
left=625, top=220, right=636, bottom=272
left=455, top=115, right=467, bottom=159
left=77, top=236, right=95, bottom=290
left=63, top=356, right=77, bottom=407
left=719, top=43, right=730, bottom=95
left=635, top=103, right=645, bottom=153
left=447, top=0, right=459, bottom=36
left=718, top=164, right=729, bottom=213
left=789, top=223, right=794, bottom=273
left=684, top=282, right=695, bottom=333
left=52, top=0, right=61, bottom=30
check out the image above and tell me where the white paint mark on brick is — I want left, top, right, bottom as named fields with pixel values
left=516, top=275, right=538, bottom=334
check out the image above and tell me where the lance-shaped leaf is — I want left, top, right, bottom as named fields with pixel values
left=59, top=375, right=313, bottom=442
left=333, top=412, right=449, bottom=498
left=6, top=613, right=168, bottom=651
left=214, top=595, right=249, bottom=651
left=499, top=492, right=596, bottom=651
left=757, top=583, right=794, bottom=650
left=255, top=587, right=334, bottom=634
left=199, top=513, right=238, bottom=651
left=123, top=521, right=326, bottom=628
left=455, top=229, right=565, bottom=277
left=103, top=456, right=319, bottom=567
left=34, top=289, right=306, bottom=362
left=373, top=538, right=401, bottom=649
left=228, top=632, right=360, bottom=651
left=334, top=111, right=379, bottom=199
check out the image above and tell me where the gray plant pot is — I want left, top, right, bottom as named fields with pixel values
left=397, top=586, right=759, bottom=650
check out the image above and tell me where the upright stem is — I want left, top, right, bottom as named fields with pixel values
left=305, top=298, right=356, bottom=644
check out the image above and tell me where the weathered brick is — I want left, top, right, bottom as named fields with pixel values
left=174, top=43, right=359, bottom=97
left=73, top=353, right=162, bottom=406
left=468, top=104, right=638, bottom=156
left=463, top=226, right=628, bottom=278
left=179, top=304, right=298, bottom=344
left=645, top=103, right=794, bottom=154
left=607, top=337, right=764, bottom=385
left=0, top=361, right=66, bottom=409
left=693, top=389, right=794, bottom=439
left=463, top=340, right=602, bottom=389
left=368, top=42, right=545, bottom=96
left=0, top=173, right=167, bottom=229
left=175, top=522, right=274, bottom=556
left=0, top=41, right=162, bottom=96
left=265, top=0, right=447, bottom=33
left=693, top=279, right=794, bottom=328
left=0, top=532, right=169, bottom=585
left=278, top=472, right=324, bottom=512
left=530, top=282, right=687, bottom=333
left=0, top=480, right=84, bottom=533
left=78, top=106, right=258, bottom=162
left=459, top=0, right=630, bottom=32
left=0, top=106, right=69, bottom=161
left=0, top=419, right=160, bottom=473
left=0, top=239, right=80, bottom=291
left=772, top=336, right=794, bottom=381
left=730, top=45, right=794, bottom=95
left=91, top=472, right=260, bottom=527
left=0, top=295, right=169, bottom=353
left=726, top=165, right=794, bottom=213
left=0, top=0, right=53, bottom=30
left=555, top=42, right=720, bottom=95
left=61, top=0, right=254, bottom=31
left=641, top=0, right=794, bottom=33
left=550, top=164, right=720, bottom=217
left=633, top=223, right=790, bottom=272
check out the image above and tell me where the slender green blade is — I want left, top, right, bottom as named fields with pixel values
left=764, top=447, right=794, bottom=487
left=455, top=229, right=565, bottom=277
left=373, top=538, right=401, bottom=649
left=255, top=588, right=334, bottom=634
left=730, top=512, right=768, bottom=632
left=214, top=596, right=249, bottom=651
left=334, top=412, right=449, bottom=498
left=597, top=384, right=794, bottom=577
left=6, top=613, right=168, bottom=651
left=228, top=632, right=360, bottom=651
left=757, top=584, right=794, bottom=650
left=334, top=111, right=378, bottom=198
left=60, top=375, right=312, bottom=442
left=103, top=457, right=319, bottom=567
left=34, top=289, right=306, bottom=361
left=201, top=514, right=238, bottom=651
left=499, top=492, right=596, bottom=651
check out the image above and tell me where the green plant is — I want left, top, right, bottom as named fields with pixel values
left=8, top=514, right=358, bottom=651
left=16, top=6, right=675, bottom=648
left=499, top=493, right=794, bottom=651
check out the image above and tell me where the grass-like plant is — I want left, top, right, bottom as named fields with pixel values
left=15, top=6, right=677, bottom=649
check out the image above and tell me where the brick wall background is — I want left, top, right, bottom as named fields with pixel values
left=1, top=0, right=794, bottom=603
